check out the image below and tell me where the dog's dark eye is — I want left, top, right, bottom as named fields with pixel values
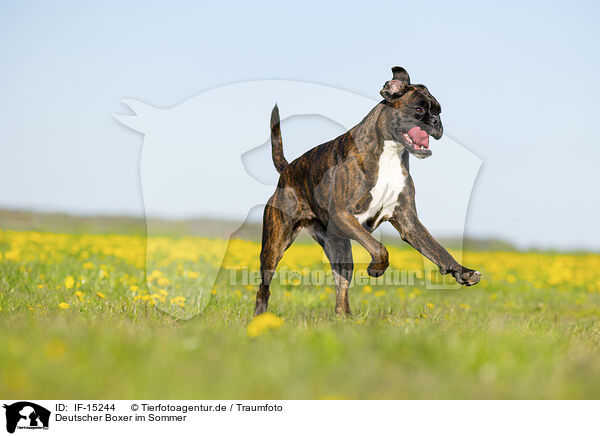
left=415, top=107, right=424, bottom=114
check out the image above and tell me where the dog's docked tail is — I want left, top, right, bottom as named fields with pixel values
left=270, top=104, right=288, bottom=174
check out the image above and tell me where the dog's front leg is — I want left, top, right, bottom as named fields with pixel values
left=390, top=210, right=481, bottom=286
left=328, top=211, right=389, bottom=278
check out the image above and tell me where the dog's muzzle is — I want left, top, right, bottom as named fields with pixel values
left=400, top=126, right=433, bottom=159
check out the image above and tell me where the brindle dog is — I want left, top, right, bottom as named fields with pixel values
left=255, top=66, right=480, bottom=316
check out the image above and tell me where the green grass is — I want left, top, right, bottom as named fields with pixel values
left=1, top=229, right=600, bottom=399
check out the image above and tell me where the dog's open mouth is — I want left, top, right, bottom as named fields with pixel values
left=401, top=126, right=432, bottom=158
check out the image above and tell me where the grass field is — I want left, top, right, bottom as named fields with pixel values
left=1, top=227, right=600, bottom=399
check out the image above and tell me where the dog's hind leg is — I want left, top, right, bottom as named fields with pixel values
left=307, top=222, right=353, bottom=315
left=255, top=194, right=301, bottom=316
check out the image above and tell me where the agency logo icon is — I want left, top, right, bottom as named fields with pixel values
left=3, top=402, right=50, bottom=434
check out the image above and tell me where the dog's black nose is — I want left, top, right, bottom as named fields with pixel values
left=429, top=115, right=440, bottom=126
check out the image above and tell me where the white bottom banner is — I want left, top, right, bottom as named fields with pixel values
left=0, top=400, right=595, bottom=435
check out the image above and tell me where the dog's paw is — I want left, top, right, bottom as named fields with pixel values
left=367, top=259, right=389, bottom=278
left=453, top=267, right=481, bottom=286
left=335, top=304, right=352, bottom=317
left=254, top=302, right=269, bottom=316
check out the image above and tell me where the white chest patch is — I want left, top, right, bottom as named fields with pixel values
left=355, top=140, right=406, bottom=227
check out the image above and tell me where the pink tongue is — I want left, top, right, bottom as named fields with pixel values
left=407, top=126, right=429, bottom=147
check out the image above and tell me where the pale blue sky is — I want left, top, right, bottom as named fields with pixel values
left=0, top=0, right=599, bottom=249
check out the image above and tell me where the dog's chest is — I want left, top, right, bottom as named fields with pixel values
left=355, top=141, right=406, bottom=227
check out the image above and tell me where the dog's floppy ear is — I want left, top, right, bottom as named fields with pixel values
left=380, top=66, right=411, bottom=102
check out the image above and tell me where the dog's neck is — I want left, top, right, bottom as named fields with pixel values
left=349, top=103, right=410, bottom=172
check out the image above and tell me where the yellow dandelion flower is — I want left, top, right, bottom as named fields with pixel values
left=82, top=262, right=94, bottom=270
left=135, top=294, right=156, bottom=306
left=157, top=277, right=170, bottom=286
left=58, top=302, right=69, bottom=310
left=459, top=303, right=471, bottom=310
left=247, top=313, right=284, bottom=338
left=187, top=271, right=199, bottom=279
left=363, top=285, right=373, bottom=293
left=170, top=296, right=186, bottom=307
left=130, top=285, right=139, bottom=293
left=96, top=292, right=106, bottom=299
left=150, top=293, right=165, bottom=303
left=211, top=288, right=217, bottom=295
left=374, top=290, right=386, bottom=298
left=75, top=291, right=85, bottom=302
left=426, top=302, right=435, bottom=309
left=148, top=270, right=163, bottom=281
left=64, top=276, right=75, bottom=290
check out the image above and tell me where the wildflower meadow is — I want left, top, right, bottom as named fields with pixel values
left=1, top=225, right=600, bottom=399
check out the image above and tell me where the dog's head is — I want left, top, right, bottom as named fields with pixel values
left=378, top=66, right=443, bottom=159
